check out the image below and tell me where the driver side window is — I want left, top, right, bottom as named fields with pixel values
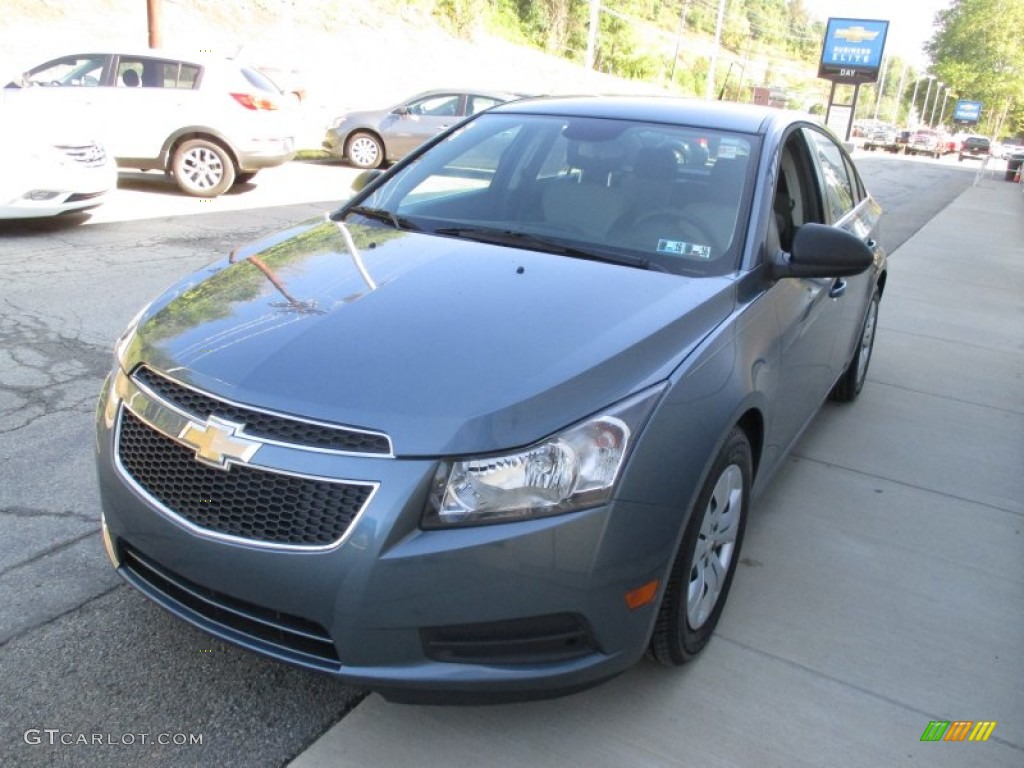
left=28, top=55, right=106, bottom=87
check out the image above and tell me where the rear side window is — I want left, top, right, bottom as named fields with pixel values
left=805, top=128, right=855, bottom=222
left=241, top=67, right=282, bottom=94
left=116, top=58, right=201, bottom=89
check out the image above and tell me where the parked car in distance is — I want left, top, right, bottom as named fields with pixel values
left=322, top=88, right=516, bottom=169
left=958, top=135, right=991, bottom=162
left=0, top=111, right=117, bottom=219
left=98, top=96, right=886, bottom=703
left=862, top=127, right=898, bottom=152
left=905, top=129, right=943, bottom=159
left=2, top=50, right=297, bottom=197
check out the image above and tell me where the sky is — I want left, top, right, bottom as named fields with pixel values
left=803, top=0, right=953, bottom=67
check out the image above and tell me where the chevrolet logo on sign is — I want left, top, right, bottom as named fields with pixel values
left=835, top=26, right=880, bottom=43
left=178, top=416, right=261, bottom=469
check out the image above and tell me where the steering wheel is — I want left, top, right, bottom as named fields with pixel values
left=626, top=210, right=718, bottom=254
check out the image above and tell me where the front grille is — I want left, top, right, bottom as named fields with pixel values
left=65, top=191, right=106, bottom=203
left=421, top=613, right=597, bottom=665
left=132, top=366, right=391, bottom=455
left=121, top=545, right=340, bottom=667
left=117, top=408, right=373, bottom=548
left=57, top=143, right=107, bottom=168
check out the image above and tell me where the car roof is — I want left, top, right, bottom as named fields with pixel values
left=31, top=49, right=254, bottom=69
left=491, top=95, right=801, bottom=135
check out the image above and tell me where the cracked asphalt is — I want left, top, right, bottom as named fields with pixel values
left=0, top=155, right=979, bottom=766
left=1, top=162, right=367, bottom=767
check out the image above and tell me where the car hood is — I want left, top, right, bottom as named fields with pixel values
left=127, top=218, right=735, bottom=455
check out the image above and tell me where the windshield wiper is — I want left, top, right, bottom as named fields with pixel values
left=346, top=205, right=418, bottom=231
left=432, top=227, right=665, bottom=272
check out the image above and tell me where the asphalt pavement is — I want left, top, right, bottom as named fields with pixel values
left=289, top=175, right=1024, bottom=766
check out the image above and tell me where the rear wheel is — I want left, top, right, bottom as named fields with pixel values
left=649, top=428, right=751, bottom=665
left=172, top=138, right=235, bottom=197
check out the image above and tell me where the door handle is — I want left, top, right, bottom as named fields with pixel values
left=829, top=279, right=847, bottom=299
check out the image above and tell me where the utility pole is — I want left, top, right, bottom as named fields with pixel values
left=669, top=0, right=691, bottom=85
left=929, top=83, right=944, bottom=127
left=705, top=0, right=727, bottom=101
left=147, top=0, right=162, bottom=48
left=585, top=0, right=600, bottom=70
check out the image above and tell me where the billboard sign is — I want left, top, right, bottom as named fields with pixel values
left=953, top=100, right=983, bottom=124
left=818, top=18, right=889, bottom=84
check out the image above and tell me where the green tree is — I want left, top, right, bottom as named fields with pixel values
left=926, top=0, right=1024, bottom=136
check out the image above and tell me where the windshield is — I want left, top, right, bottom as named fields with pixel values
left=344, top=112, right=759, bottom=276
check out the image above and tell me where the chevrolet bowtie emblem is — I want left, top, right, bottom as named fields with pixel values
left=835, top=26, right=880, bottom=43
left=178, top=416, right=261, bottom=469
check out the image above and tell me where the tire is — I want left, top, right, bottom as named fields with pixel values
left=234, top=171, right=258, bottom=185
left=345, top=131, right=384, bottom=169
left=649, top=428, right=752, bottom=666
left=830, top=287, right=880, bottom=403
left=172, top=138, right=235, bottom=197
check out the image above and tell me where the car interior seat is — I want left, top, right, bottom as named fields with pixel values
left=541, top=140, right=628, bottom=237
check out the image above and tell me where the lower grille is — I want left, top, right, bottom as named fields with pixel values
left=121, top=545, right=340, bottom=667
left=117, top=408, right=374, bottom=548
left=421, top=613, right=597, bottom=665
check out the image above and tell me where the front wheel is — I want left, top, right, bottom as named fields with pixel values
left=830, top=287, right=880, bottom=402
left=345, top=131, right=384, bottom=169
left=172, top=139, right=235, bottom=197
left=649, top=428, right=751, bottom=666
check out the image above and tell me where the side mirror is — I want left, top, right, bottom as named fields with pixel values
left=770, top=223, right=873, bottom=280
left=393, top=105, right=410, bottom=116
left=351, top=169, right=383, bottom=193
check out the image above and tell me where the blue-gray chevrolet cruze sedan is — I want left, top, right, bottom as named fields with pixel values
left=96, top=96, right=886, bottom=702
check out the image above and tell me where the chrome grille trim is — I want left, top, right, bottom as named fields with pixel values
left=131, top=365, right=393, bottom=457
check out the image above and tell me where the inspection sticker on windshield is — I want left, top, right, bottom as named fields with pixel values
left=657, top=239, right=712, bottom=260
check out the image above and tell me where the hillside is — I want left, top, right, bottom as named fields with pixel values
left=2, top=1, right=666, bottom=128
left=2, top=0, right=821, bottom=150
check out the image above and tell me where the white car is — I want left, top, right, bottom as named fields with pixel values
left=0, top=115, right=117, bottom=219
left=2, top=50, right=297, bottom=197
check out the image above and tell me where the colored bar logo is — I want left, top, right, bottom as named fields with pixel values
left=921, top=721, right=997, bottom=742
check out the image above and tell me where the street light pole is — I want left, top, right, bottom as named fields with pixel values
left=938, top=89, right=952, bottom=127
left=908, top=77, right=921, bottom=123
left=920, top=76, right=935, bottom=128
left=930, top=82, right=944, bottom=126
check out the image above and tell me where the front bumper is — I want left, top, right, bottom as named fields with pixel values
left=95, top=367, right=671, bottom=701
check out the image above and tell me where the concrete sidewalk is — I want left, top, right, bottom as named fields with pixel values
left=291, top=179, right=1024, bottom=768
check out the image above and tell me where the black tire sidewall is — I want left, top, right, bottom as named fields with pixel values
left=652, top=428, right=752, bottom=664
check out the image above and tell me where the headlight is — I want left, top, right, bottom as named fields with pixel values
left=114, top=302, right=152, bottom=364
left=424, top=385, right=665, bottom=528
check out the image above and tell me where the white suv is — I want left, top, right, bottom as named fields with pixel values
left=3, top=51, right=296, bottom=197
